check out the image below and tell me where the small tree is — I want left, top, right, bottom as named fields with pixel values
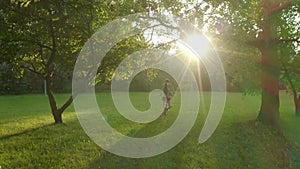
left=280, top=47, right=300, bottom=116
left=0, top=0, right=109, bottom=123
left=0, top=0, right=150, bottom=123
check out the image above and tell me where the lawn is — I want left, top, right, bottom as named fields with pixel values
left=0, top=92, right=300, bottom=169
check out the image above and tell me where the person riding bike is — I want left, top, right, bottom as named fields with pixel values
left=162, top=79, right=173, bottom=114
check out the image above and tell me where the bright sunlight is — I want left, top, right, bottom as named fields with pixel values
left=177, top=34, right=210, bottom=59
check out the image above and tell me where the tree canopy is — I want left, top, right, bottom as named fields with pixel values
left=1, top=0, right=300, bottom=126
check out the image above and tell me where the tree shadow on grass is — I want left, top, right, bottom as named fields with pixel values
left=86, top=111, right=180, bottom=169
left=86, top=93, right=211, bottom=169
left=0, top=117, right=107, bottom=169
left=210, top=120, right=294, bottom=169
left=141, top=119, right=295, bottom=169
left=0, top=123, right=54, bottom=141
left=88, top=119, right=299, bottom=169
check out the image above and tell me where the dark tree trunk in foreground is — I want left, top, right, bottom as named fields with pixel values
left=257, top=43, right=280, bottom=127
left=256, top=0, right=291, bottom=127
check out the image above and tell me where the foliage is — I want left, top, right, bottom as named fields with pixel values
left=1, top=0, right=299, bottom=125
left=279, top=43, right=300, bottom=92
left=277, top=3, right=300, bottom=93
left=0, top=0, right=153, bottom=122
left=200, top=0, right=300, bottom=95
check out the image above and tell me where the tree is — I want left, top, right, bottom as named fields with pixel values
left=280, top=43, right=300, bottom=115
left=276, top=3, right=300, bottom=116
left=2, top=0, right=299, bottom=126
left=197, top=0, right=300, bottom=127
left=126, top=0, right=299, bottom=126
left=0, top=0, right=110, bottom=123
left=0, top=0, right=150, bottom=123
left=281, top=57, right=300, bottom=116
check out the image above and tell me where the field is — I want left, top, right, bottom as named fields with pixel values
left=1, top=92, right=300, bottom=169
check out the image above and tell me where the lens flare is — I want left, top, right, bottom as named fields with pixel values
left=177, top=34, right=210, bottom=59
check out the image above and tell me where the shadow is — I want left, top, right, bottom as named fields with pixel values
left=86, top=93, right=209, bottom=169
left=86, top=92, right=300, bottom=169
left=210, top=120, right=294, bottom=169
left=0, top=117, right=104, bottom=168
left=86, top=101, right=190, bottom=169
left=0, top=123, right=54, bottom=141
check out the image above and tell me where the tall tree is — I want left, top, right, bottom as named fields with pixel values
left=131, top=0, right=299, bottom=126
left=199, top=0, right=299, bottom=127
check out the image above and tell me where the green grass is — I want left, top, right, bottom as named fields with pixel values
left=0, top=92, right=300, bottom=169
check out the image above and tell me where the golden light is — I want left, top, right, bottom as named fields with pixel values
left=177, top=34, right=210, bottom=59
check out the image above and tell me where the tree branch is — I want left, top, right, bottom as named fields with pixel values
left=46, top=19, right=57, bottom=69
left=138, top=15, right=181, bottom=32
left=214, top=32, right=300, bottom=47
left=274, top=38, right=300, bottom=43
left=264, top=0, right=294, bottom=16
left=57, top=94, right=77, bottom=114
left=39, top=44, right=47, bottom=66
left=145, top=26, right=156, bottom=44
left=38, top=42, right=53, bottom=51
left=20, top=65, right=43, bottom=76
left=3, top=38, right=53, bottom=51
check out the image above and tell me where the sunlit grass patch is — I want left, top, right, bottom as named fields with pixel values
left=0, top=92, right=299, bottom=168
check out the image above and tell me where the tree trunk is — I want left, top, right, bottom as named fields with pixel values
left=45, top=75, right=63, bottom=124
left=294, top=94, right=300, bottom=116
left=257, top=44, right=280, bottom=127
left=288, top=77, right=300, bottom=116
left=257, top=7, right=280, bottom=127
left=53, top=110, right=63, bottom=123
left=45, top=74, right=75, bottom=124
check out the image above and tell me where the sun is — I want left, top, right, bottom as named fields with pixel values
left=177, top=34, right=210, bottom=59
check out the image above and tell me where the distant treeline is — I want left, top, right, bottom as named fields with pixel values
left=0, top=62, right=246, bottom=95
left=0, top=62, right=71, bottom=95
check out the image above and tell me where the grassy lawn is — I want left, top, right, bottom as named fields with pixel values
left=0, top=92, right=300, bottom=169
